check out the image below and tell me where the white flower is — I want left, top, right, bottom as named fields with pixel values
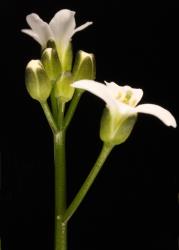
left=72, top=80, right=177, bottom=128
left=22, top=9, right=92, bottom=62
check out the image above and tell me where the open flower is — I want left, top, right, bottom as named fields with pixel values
left=22, top=9, right=92, bottom=65
left=72, top=80, right=176, bottom=144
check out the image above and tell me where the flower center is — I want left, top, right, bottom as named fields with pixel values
left=116, top=89, right=136, bottom=106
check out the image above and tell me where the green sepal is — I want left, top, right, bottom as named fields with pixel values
left=100, top=108, right=137, bottom=145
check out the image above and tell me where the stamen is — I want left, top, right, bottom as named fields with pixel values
left=123, top=90, right=132, bottom=104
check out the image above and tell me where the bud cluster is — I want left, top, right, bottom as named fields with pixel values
left=25, top=41, right=96, bottom=103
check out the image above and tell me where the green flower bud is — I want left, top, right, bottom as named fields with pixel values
left=72, top=50, right=96, bottom=82
left=55, top=72, right=74, bottom=103
left=46, top=40, right=73, bottom=72
left=61, top=42, right=73, bottom=72
left=41, top=48, right=62, bottom=81
left=25, top=60, right=52, bottom=102
left=100, top=108, right=137, bottom=146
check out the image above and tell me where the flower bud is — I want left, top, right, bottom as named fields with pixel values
left=54, top=72, right=74, bottom=103
left=25, top=60, right=52, bottom=102
left=100, top=108, right=137, bottom=145
left=72, top=50, right=96, bottom=83
left=46, top=39, right=72, bottom=72
left=61, top=43, right=73, bottom=72
left=41, top=48, right=62, bottom=81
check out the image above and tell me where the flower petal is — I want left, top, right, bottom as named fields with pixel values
left=135, top=104, right=177, bottom=127
left=73, top=21, right=93, bottom=34
left=72, top=80, right=119, bottom=112
left=128, top=86, right=143, bottom=106
left=21, top=29, right=42, bottom=44
left=26, top=13, right=52, bottom=48
left=116, top=102, right=137, bottom=116
left=49, top=9, right=76, bottom=52
left=105, top=81, right=122, bottom=99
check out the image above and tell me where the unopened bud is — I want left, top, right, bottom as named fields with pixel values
left=72, top=50, right=96, bottom=83
left=61, top=43, right=73, bottom=72
left=55, top=72, right=74, bottom=103
left=25, top=60, right=52, bottom=102
left=41, top=48, right=62, bottom=81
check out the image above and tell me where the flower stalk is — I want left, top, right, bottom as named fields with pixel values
left=54, top=131, right=67, bottom=250
left=50, top=85, right=58, bottom=121
left=40, top=101, right=58, bottom=134
left=63, top=143, right=114, bottom=224
left=63, top=90, right=82, bottom=129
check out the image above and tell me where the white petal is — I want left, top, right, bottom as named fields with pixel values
left=135, top=104, right=177, bottom=127
left=105, top=81, right=122, bottom=99
left=129, top=87, right=143, bottom=105
left=73, top=21, right=93, bottom=34
left=21, top=29, right=42, bottom=44
left=72, top=80, right=119, bottom=112
left=25, top=13, right=52, bottom=48
left=116, top=102, right=137, bottom=116
left=49, top=9, right=76, bottom=51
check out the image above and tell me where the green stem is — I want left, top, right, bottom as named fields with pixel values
left=54, top=131, right=67, bottom=250
left=40, top=101, right=58, bottom=134
left=57, top=99, right=65, bottom=130
left=63, top=143, right=114, bottom=224
left=50, top=83, right=58, bottom=121
left=64, top=91, right=82, bottom=129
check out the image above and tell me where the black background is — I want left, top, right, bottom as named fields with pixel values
left=0, top=1, right=178, bottom=250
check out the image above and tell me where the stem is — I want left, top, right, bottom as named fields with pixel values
left=50, top=83, right=58, bottom=121
left=40, top=101, right=58, bottom=134
left=54, top=131, right=67, bottom=250
left=57, top=99, right=65, bottom=130
left=64, top=91, right=82, bottom=129
left=63, top=143, right=114, bottom=224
